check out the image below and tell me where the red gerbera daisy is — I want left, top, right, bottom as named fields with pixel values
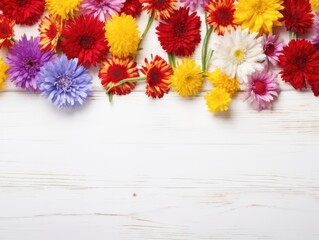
left=141, top=0, right=177, bottom=20
left=281, top=0, right=314, bottom=34
left=156, top=7, right=201, bottom=57
left=0, top=0, right=45, bottom=26
left=39, top=15, right=64, bottom=52
left=120, top=0, right=143, bottom=18
left=206, top=0, right=236, bottom=35
left=60, top=15, right=108, bottom=67
left=0, top=14, right=15, bottom=48
left=279, top=39, right=319, bottom=96
left=141, top=55, right=173, bottom=98
left=99, top=57, right=139, bottom=96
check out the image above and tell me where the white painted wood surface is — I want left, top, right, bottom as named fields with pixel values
left=1, top=12, right=319, bottom=240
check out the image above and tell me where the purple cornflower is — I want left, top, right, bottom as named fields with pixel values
left=38, top=55, right=93, bottom=108
left=312, top=13, right=319, bottom=48
left=80, top=0, right=125, bottom=22
left=262, top=34, right=284, bottom=67
left=6, top=35, right=55, bottom=92
left=244, top=70, right=280, bottom=111
left=180, top=0, right=208, bottom=11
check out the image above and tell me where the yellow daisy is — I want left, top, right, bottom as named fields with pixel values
left=0, top=58, right=9, bottom=90
left=45, top=0, right=81, bottom=20
left=170, top=59, right=203, bottom=97
left=234, top=0, right=284, bottom=34
left=311, top=0, right=319, bottom=11
left=105, top=13, right=140, bottom=58
left=206, top=68, right=240, bottom=96
left=205, top=88, right=231, bottom=112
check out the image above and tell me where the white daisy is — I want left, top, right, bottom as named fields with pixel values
left=213, top=27, right=266, bottom=83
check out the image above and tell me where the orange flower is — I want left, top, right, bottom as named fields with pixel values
left=140, top=0, right=177, bottom=20
left=99, top=56, right=139, bottom=95
left=38, top=15, right=64, bottom=52
left=141, top=55, right=173, bottom=98
left=206, top=0, right=236, bottom=35
left=0, top=14, right=15, bottom=48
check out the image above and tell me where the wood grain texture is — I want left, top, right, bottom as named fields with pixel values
left=1, top=11, right=319, bottom=240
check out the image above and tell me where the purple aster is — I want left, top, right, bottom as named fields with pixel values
left=244, top=70, right=280, bottom=111
left=80, top=0, right=125, bottom=22
left=180, top=0, right=208, bottom=11
left=38, top=55, right=93, bottom=108
left=262, top=34, right=284, bottom=67
left=6, top=35, right=55, bottom=92
left=312, top=13, right=319, bottom=49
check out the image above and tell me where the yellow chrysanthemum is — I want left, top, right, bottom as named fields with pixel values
left=170, top=59, right=203, bottom=97
left=311, top=0, right=319, bottom=11
left=0, top=58, right=9, bottom=90
left=234, top=0, right=284, bottom=34
left=45, top=0, right=81, bottom=20
left=206, top=68, right=240, bottom=96
left=105, top=13, right=140, bottom=58
left=205, top=88, right=231, bottom=112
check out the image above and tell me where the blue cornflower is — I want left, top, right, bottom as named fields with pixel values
left=38, top=55, right=93, bottom=108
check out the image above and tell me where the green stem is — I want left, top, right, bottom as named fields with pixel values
left=106, top=76, right=147, bottom=94
left=168, top=54, right=176, bottom=68
left=139, top=14, right=155, bottom=49
left=202, top=26, right=213, bottom=73
left=289, top=29, right=297, bottom=40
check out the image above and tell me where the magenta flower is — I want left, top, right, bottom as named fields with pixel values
left=180, top=0, right=208, bottom=11
left=80, top=0, right=125, bottom=22
left=312, top=13, right=319, bottom=49
left=244, top=71, right=280, bottom=111
left=262, top=34, right=284, bottom=67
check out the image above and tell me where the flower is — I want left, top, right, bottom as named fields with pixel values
left=278, top=39, right=319, bottom=96
left=99, top=56, right=139, bottom=95
left=262, top=34, right=284, bottom=67
left=38, top=15, right=63, bottom=52
left=170, top=58, right=203, bottom=96
left=120, top=0, right=143, bottom=18
left=281, top=0, right=314, bottom=34
left=180, top=0, right=208, bottom=12
left=156, top=7, right=201, bottom=57
left=141, top=55, right=173, bottom=98
left=312, top=13, right=319, bottom=48
left=205, top=88, right=231, bottom=112
left=80, top=0, right=125, bottom=22
left=140, top=0, right=177, bottom=20
left=6, top=35, right=55, bottom=92
left=61, top=15, right=108, bottom=67
left=206, top=68, right=240, bottom=95
left=311, top=0, right=319, bottom=12
left=105, top=13, right=140, bottom=58
left=0, top=0, right=45, bottom=25
left=38, top=55, right=92, bottom=108
left=45, top=0, right=81, bottom=20
left=206, top=0, right=236, bottom=35
left=0, top=14, right=15, bottom=48
left=234, top=0, right=284, bottom=34
left=244, top=70, right=280, bottom=111
left=0, top=58, right=9, bottom=89
left=213, top=27, right=265, bottom=83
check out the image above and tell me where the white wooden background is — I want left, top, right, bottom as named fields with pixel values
left=1, top=11, right=319, bottom=240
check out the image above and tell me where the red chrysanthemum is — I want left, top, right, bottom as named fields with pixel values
left=279, top=39, right=319, bottom=96
left=0, top=14, right=15, bottom=48
left=39, top=15, right=64, bottom=52
left=156, top=7, right=201, bottom=57
left=0, top=0, right=45, bottom=26
left=206, top=0, right=236, bottom=35
left=141, top=0, right=177, bottom=20
left=99, top=57, right=139, bottom=96
left=120, top=0, right=143, bottom=18
left=141, top=55, right=173, bottom=98
left=60, top=15, right=108, bottom=67
left=281, top=0, right=314, bottom=34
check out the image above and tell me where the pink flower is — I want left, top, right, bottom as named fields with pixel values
left=244, top=71, right=280, bottom=111
left=262, top=34, right=284, bottom=67
left=180, top=0, right=208, bottom=11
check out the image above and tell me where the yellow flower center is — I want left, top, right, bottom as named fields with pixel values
left=254, top=0, right=267, bottom=14
left=234, top=49, right=244, bottom=60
